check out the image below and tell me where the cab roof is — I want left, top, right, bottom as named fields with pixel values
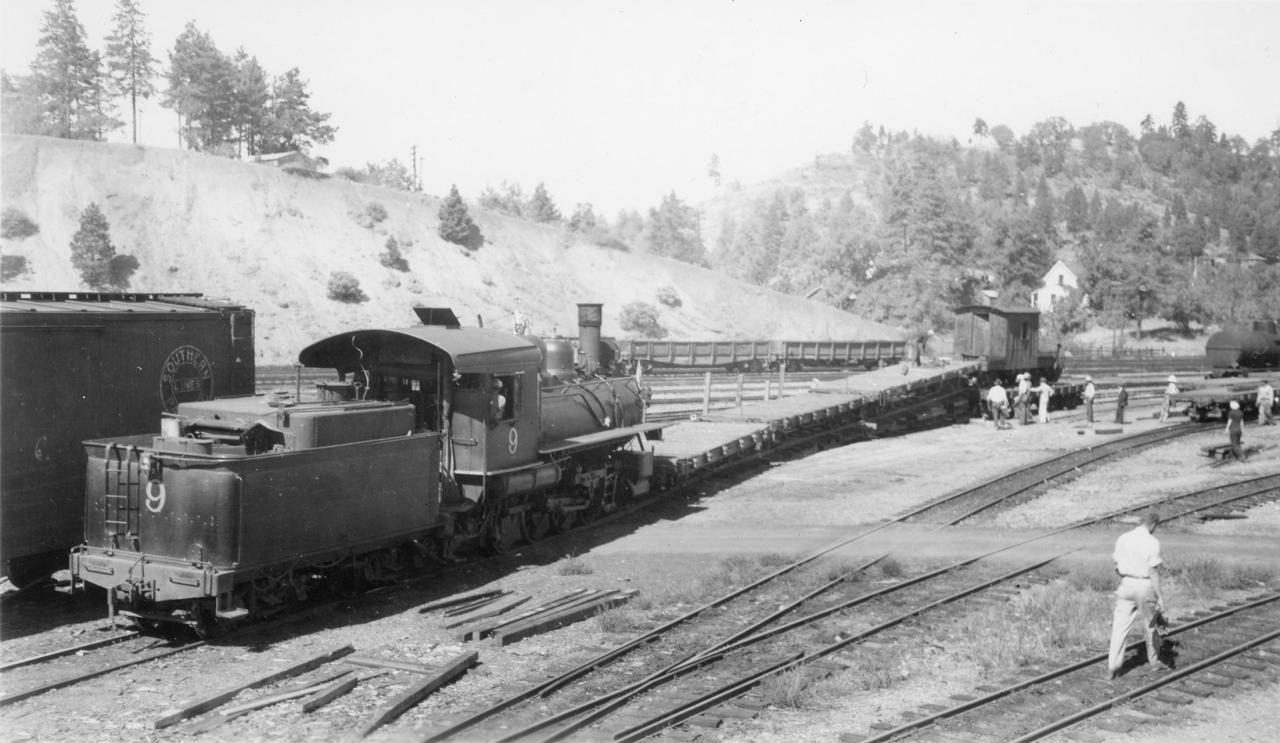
left=299, top=326, right=541, bottom=374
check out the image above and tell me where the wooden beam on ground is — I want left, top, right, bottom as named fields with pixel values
left=153, top=644, right=354, bottom=729
left=353, top=650, right=478, bottom=738
left=458, top=589, right=594, bottom=641
left=495, top=592, right=635, bottom=646
left=442, top=592, right=509, bottom=617
left=461, top=589, right=608, bottom=642
left=346, top=655, right=443, bottom=675
left=300, top=670, right=387, bottom=714
left=417, top=588, right=505, bottom=614
left=441, top=593, right=530, bottom=629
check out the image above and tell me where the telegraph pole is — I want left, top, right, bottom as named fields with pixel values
left=410, top=145, right=418, bottom=189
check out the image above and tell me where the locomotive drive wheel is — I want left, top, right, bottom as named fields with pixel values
left=488, top=512, right=523, bottom=554
left=549, top=509, right=578, bottom=534
left=521, top=509, right=553, bottom=543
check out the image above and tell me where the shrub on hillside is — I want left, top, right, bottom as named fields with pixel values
left=618, top=301, right=666, bottom=339
left=1, top=255, right=30, bottom=281
left=437, top=185, right=483, bottom=250
left=283, top=165, right=329, bottom=180
left=327, top=271, right=368, bottom=303
left=594, top=236, right=630, bottom=251
left=2, top=209, right=39, bottom=240
left=379, top=236, right=410, bottom=272
left=365, top=202, right=387, bottom=223
left=655, top=286, right=682, bottom=308
left=69, top=203, right=137, bottom=290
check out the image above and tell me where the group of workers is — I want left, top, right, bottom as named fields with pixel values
left=984, top=374, right=1058, bottom=429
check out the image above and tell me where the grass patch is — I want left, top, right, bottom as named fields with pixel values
left=595, top=607, right=648, bottom=634
left=1165, top=554, right=1276, bottom=602
left=960, top=582, right=1111, bottom=672
left=556, top=556, right=593, bottom=576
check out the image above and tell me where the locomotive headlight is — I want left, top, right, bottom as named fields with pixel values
left=161, top=416, right=181, bottom=439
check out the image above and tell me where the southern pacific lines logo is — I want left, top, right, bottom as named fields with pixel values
left=160, top=345, right=214, bottom=412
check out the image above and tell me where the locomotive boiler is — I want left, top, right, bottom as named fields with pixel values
left=71, top=303, right=663, bottom=634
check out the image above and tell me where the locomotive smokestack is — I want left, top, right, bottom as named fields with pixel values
left=577, top=303, right=603, bottom=375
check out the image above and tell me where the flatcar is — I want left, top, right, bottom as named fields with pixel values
left=70, top=304, right=663, bottom=633
left=1, top=292, right=254, bottom=586
left=951, top=303, right=1082, bottom=411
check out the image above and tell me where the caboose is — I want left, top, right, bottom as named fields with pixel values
left=71, top=303, right=662, bottom=633
left=952, top=304, right=1080, bottom=410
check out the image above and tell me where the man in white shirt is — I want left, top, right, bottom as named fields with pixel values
left=1107, top=509, right=1168, bottom=678
left=1083, top=376, right=1096, bottom=424
left=1257, top=380, right=1275, bottom=426
left=987, top=380, right=1011, bottom=430
left=1159, top=375, right=1179, bottom=423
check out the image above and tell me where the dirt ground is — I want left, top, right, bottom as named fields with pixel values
left=1, top=398, right=1277, bottom=742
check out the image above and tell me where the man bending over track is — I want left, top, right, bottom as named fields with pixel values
left=1107, top=509, right=1169, bottom=679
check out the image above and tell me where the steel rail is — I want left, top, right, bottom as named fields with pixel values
left=859, top=592, right=1280, bottom=743
left=1010, top=626, right=1280, bottom=743
left=0, top=629, right=142, bottom=672
left=0, top=640, right=204, bottom=707
left=608, top=556, right=1063, bottom=743
left=419, top=522, right=908, bottom=742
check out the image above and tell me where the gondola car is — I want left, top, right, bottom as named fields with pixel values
left=70, top=304, right=663, bottom=633
left=1, top=292, right=254, bottom=586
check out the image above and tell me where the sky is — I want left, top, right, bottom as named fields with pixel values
left=2, top=0, right=1278, bottom=216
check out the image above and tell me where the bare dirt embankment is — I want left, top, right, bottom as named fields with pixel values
left=0, top=135, right=905, bottom=363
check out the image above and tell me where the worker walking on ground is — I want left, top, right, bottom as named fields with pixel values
left=1107, top=509, right=1169, bottom=678
left=1257, top=380, right=1275, bottom=426
left=987, top=380, right=1011, bottom=430
left=1115, top=383, right=1128, bottom=424
left=1159, top=375, right=1179, bottom=423
left=1083, top=376, right=1096, bottom=424
left=1032, top=377, right=1054, bottom=424
left=1226, top=400, right=1246, bottom=461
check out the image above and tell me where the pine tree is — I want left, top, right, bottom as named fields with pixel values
left=525, top=182, right=561, bottom=223
left=104, top=0, right=156, bottom=144
left=645, top=192, right=707, bottom=266
left=30, top=0, right=99, bottom=139
left=230, top=48, right=269, bottom=155
left=260, top=68, right=335, bottom=153
left=437, top=185, right=480, bottom=248
left=164, top=22, right=236, bottom=151
left=70, top=203, right=118, bottom=289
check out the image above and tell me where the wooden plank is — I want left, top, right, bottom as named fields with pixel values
left=153, top=644, right=354, bottom=729
left=441, top=591, right=509, bottom=617
left=495, top=592, right=634, bottom=646
left=416, top=588, right=505, bottom=613
left=185, top=670, right=354, bottom=734
left=300, top=670, right=387, bottom=714
left=353, top=650, right=478, bottom=738
left=441, top=593, right=530, bottom=628
left=459, top=589, right=595, bottom=641
left=346, top=655, right=442, bottom=675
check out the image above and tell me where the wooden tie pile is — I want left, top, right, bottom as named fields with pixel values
left=420, top=586, right=637, bottom=644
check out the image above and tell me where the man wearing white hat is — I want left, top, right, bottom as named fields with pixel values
left=1159, top=375, right=1179, bottom=423
left=1083, top=376, right=1096, bottom=424
left=1226, top=400, right=1245, bottom=461
left=1257, top=380, right=1275, bottom=426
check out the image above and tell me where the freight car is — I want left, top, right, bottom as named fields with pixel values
left=1, top=292, right=254, bottom=586
left=70, top=304, right=663, bottom=634
left=952, top=304, right=1082, bottom=411
left=1206, top=321, right=1280, bottom=376
left=1170, top=321, right=1279, bottom=421
left=617, top=338, right=908, bottom=372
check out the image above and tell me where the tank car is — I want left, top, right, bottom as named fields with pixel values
left=1206, top=321, right=1280, bottom=375
left=70, top=303, right=662, bottom=634
left=1, top=292, right=254, bottom=587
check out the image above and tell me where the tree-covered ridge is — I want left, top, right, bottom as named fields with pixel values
left=710, top=105, right=1280, bottom=336
left=1, top=0, right=333, bottom=158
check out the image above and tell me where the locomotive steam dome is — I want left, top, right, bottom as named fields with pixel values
left=541, top=337, right=576, bottom=379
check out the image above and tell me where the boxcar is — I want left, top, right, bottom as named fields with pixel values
left=0, top=292, right=255, bottom=585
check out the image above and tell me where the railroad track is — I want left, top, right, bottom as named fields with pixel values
left=855, top=593, right=1280, bottom=742
left=903, top=422, right=1212, bottom=525
left=417, top=542, right=1067, bottom=742
left=0, top=631, right=203, bottom=707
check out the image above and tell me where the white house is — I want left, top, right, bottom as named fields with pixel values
left=1030, top=259, right=1083, bottom=312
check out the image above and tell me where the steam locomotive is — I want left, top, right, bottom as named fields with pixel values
left=71, top=304, right=662, bottom=633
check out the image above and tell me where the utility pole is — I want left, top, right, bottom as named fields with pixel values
left=410, top=145, right=418, bottom=189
